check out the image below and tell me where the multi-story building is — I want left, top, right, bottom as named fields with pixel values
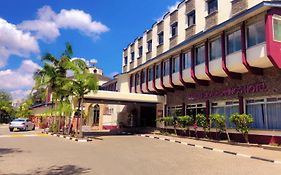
left=118, top=0, right=281, bottom=131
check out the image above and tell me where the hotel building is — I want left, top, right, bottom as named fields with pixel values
left=116, top=0, right=281, bottom=131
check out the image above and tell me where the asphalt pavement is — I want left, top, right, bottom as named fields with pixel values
left=0, top=125, right=281, bottom=175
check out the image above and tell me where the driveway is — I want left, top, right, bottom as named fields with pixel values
left=0, top=125, right=280, bottom=175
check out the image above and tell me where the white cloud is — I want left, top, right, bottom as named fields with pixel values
left=10, top=89, right=31, bottom=103
left=167, top=1, right=180, bottom=12
left=71, top=57, right=98, bottom=67
left=0, top=18, right=40, bottom=68
left=0, top=60, right=40, bottom=90
left=109, top=71, right=119, bottom=78
left=18, top=5, right=109, bottom=41
left=156, top=1, right=180, bottom=22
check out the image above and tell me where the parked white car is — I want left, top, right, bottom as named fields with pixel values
left=9, top=118, right=35, bottom=132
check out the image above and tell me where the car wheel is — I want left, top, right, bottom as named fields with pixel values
left=32, top=125, right=35, bottom=130
left=9, top=128, right=13, bottom=132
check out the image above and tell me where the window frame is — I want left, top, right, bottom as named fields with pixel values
left=226, top=28, right=241, bottom=55
left=246, top=18, right=266, bottom=48
left=209, top=36, right=222, bottom=61
left=130, top=52, right=135, bottom=62
left=183, top=50, right=191, bottom=69
left=124, top=56, right=128, bottom=65
left=195, top=44, right=205, bottom=65
left=138, top=46, right=143, bottom=57
left=155, top=64, right=161, bottom=79
left=148, top=67, right=153, bottom=82
left=136, top=73, right=140, bottom=85
left=141, top=71, right=146, bottom=84
left=163, top=60, right=170, bottom=77
left=170, top=22, right=178, bottom=38
left=186, top=10, right=196, bottom=27
left=158, top=31, right=164, bottom=45
left=273, top=15, right=281, bottom=42
left=207, top=0, right=218, bottom=15
left=172, top=56, right=179, bottom=73
left=147, top=40, right=153, bottom=52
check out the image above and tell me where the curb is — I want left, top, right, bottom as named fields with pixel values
left=42, top=132, right=92, bottom=142
left=140, top=134, right=281, bottom=164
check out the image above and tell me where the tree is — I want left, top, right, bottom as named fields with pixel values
left=0, top=90, right=14, bottom=123
left=66, top=59, right=98, bottom=138
left=230, top=113, right=254, bottom=143
left=210, top=114, right=230, bottom=142
left=33, top=42, right=74, bottom=133
left=15, top=99, right=33, bottom=118
left=177, top=115, right=193, bottom=136
left=196, top=114, right=210, bottom=138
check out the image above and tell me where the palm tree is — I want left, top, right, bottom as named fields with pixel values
left=66, top=59, right=98, bottom=138
left=33, top=43, right=73, bottom=133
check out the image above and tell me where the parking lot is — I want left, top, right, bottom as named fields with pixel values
left=0, top=125, right=281, bottom=175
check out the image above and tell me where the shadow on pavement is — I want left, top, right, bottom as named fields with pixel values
left=3, top=165, right=91, bottom=175
left=0, top=148, right=23, bottom=157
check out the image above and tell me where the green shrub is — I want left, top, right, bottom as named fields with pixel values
left=49, top=122, right=59, bottom=133
left=177, top=115, right=193, bottom=128
left=230, top=113, right=254, bottom=143
left=196, top=114, right=210, bottom=138
left=177, top=115, right=193, bottom=136
left=210, top=114, right=230, bottom=141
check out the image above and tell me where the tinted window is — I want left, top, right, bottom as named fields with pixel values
left=210, top=37, right=222, bottom=60
left=208, top=0, right=218, bottom=14
left=227, top=30, right=241, bottom=54
left=195, top=45, right=205, bottom=65
left=247, top=21, right=265, bottom=47
left=183, top=51, right=191, bottom=69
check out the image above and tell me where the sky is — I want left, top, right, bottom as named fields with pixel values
left=0, top=0, right=180, bottom=102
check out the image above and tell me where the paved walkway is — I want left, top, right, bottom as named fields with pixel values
left=0, top=133, right=48, bottom=138
left=142, top=133, right=281, bottom=163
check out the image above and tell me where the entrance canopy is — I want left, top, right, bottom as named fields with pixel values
left=84, top=90, right=165, bottom=105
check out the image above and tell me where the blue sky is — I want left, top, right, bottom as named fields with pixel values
left=0, top=0, right=179, bottom=101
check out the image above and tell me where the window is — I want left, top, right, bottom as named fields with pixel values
left=207, top=0, right=218, bottom=14
left=131, top=75, right=135, bottom=87
left=136, top=73, right=140, bottom=85
left=158, top=32, right=164, bottom=45
left=227, top=30, right=241, bottom=54
left=209, top=37, right=222, bottom=60
left=172, top=57, right=179, bottom=73
left=124, top=56, right=128, bottom=65
left=183, top=51, right=191, bottom=69
left=155, top=64, right=161, bottom=79
left=247, top=21, right=265, bottom=48
left=141, top=71, right=146, bottom=84
left=148, top=67, right=153, bottom=81
left=195, top=45, right=205, bottom=65
left=273, top=15, right=281, bottom=42
left=187, top=11, right=196, bottom=27
left=131, top=52, right=135, bottom=62
left=170, top=22, right=178, bottom=38
left=138, top=46, right=143, bottom=57
left=147, top=40, right=152, bottom=52
left=163, top=60, right=170, bottom=76
left=211, top=101, right=239, bottom=128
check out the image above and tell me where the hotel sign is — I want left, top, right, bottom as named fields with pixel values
left=187, top=82, right=267, bottom=100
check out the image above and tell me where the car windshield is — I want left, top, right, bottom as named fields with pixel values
left=13, top=119, right=25, bottom=122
